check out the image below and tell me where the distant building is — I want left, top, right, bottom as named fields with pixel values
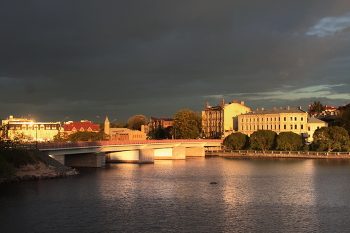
left=237, top=106, right=308, bottom=137
left=307, top=116, right=328, bottom=142
left=104, top=117, right=146, bottom=140
left=1, top=115, right=60, bottom=141
left=149, top=117, right=173, bottom=130
left=202, top=99, right=251, bottom=138
left=63, top=120, right=100, bottom=135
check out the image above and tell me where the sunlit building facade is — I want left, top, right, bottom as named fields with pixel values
left=237, top=106, right=309, bottom=136
left=1, top=115, right=60, bottom=141
left=202, top=99, right=252, bottom=138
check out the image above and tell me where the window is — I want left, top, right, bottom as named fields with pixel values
left=301, top=117, right=304, bottom=121
left=308, top=127, right=310, bottom=131
left=284, top=117, right=286, bottom=121
left=284, top=125, right=286, bottom=129
left=290, top=125, right=293, bottom=129
left=295, top=117, right=297, bottom=121
left=295, top=125, right=297, bottom=129
left=301, top=125, right=304, bottom=130
left=290, top=117, right=293, bottom=121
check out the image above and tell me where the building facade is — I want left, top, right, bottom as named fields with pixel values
left=237, top=106, right=308, bottom=136
left=149, top=117, right=173, bottom=130
left=307, top=116, right=328, bottom=142
left=202, top=99, right=251, bottom=138
left=1, top=115, right=60, bottom=141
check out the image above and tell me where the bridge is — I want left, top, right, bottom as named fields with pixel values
left=36, top=139, right=223, bottom=167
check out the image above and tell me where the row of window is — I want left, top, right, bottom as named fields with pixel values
left=242, top=124, right=306, bottom=130
left=9, top=125, right=59, bottom=130
left=242, top=116, right=305, bottom=122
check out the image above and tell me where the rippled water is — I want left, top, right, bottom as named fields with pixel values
left=2, top=157, right=350, bottom=232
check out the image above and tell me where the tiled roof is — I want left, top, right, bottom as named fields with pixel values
left=241, top=107, right=306, bottom=115
left=308, top=116, right=326, bottom=124
left=64, top=122, right=100, bottom=131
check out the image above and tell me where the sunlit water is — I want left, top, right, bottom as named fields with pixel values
left=2, top=157, right=350, bottom=232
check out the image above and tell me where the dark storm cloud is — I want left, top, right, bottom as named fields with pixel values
left=1, top=0, right=350, bottom=122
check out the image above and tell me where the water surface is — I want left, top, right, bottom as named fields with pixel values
left=2, top=157, right=350, bottom=232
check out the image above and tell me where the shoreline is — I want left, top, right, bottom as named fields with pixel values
left=0, top=152, right=79, bottom=184
left=206, top=151, right=350, bottom=160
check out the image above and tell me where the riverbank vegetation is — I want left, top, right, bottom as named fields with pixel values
left=223, top=126, right=350, bottom=152
left=0, top=139, right=40, bottom=179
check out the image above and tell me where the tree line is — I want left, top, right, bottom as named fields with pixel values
left=223, top=126, right=350, bottom=152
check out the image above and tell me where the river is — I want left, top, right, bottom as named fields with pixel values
left=2, top=157, right=350, bottom=232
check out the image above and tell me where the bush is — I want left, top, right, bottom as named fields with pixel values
left=0, top=156, right=16, bottom=178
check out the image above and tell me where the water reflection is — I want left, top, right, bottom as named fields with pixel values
left=2, top=157, right=350, bottom=232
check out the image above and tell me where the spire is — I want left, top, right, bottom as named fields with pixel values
left=104, top=116, right=110, bottom=135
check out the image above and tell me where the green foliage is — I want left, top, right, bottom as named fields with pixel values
left=67, top=131, right=107, bottom=142
left=148, top=127, right=171, bottom=139
left=171, top=110, right=202, bottom=139
left=100, top=122, right=128, bottom=132
left=249, top=130, right=277, bottom=151
left=0, top=156, right=16, bottom=178
left=128, top=115, right=148, bottom=130
left=276, top=132, right=303, bottom=151
left=302, top=144, right=309, bottom=152
left=53, top=132, right=68, bottom=142
left=313, top=126, right=350, bottom=152
left=0, top=139, right=39, bottom=179
left=311, top=101, right=325, bottom=112
left=335, top=107, right=350, bottom=135
left=223, top=132, right=248, bottom=150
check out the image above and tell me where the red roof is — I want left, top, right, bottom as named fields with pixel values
left=63, top=122, right=100, bottom=132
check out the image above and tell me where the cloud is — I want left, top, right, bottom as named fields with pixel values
left=306, top=13, right=350, bottom=37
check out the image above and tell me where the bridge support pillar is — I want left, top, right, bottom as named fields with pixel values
left=186, top=147, right=205, bottom=157
left=139, top=149, right=154, bottom=163
left=65, top=152, right=105, bottom=167
left=173, top=146, right=186, bottom=159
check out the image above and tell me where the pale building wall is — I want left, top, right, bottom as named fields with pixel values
left=202, top=100, right=251, bottom=138
left=307, top=119, right=328, bottom=142
left=237, top=107, right=308, bottom=136
left=223, top=102, right=251, bottom=136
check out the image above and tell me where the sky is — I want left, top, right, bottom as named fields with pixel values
left=1, top=1, right=350, bottom=123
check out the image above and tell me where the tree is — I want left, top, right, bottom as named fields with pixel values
left=99, top=122, right=128, bottom=132
left=310, top=101, right=325, bottom=112
left=313, top=126, right=350, bottom=152
left=67, top=131, right=107, bottom=142
left=223, top=132, right=248, bottom=150
left=249, top=130, right=277, bottom=151
left=171, top=109, right=202, bottom=139
left=335, top=107, right=350, bottom=135
left=276, top=132, right=303, bottom=151
left=128, top=115, right=148, bottom=130
left=53, top=132, right=68, bottom=142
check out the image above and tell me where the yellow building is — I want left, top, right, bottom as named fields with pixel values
left=202, top=99, right=251, bottom=138
left=307, top=116, right=328, bottom=142
left=1, top=115, right=60, bottom=141
left=237, top=106, right=308, bottom=136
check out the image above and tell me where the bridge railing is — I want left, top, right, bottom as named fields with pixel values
left=22, top=139, right=223, bottom=150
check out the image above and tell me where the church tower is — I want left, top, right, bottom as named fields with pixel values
left=104, top=116, right=110, bottom=135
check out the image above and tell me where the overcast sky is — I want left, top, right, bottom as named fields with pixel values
left=1, top=1, right=350, bottom=123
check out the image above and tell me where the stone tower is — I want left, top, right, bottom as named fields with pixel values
left=104, top=116, right=110, bottom=135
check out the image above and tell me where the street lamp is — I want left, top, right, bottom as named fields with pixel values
left=61, top=117, right=69, bottom=125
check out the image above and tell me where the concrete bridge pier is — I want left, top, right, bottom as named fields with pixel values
left=139, top=149, right=155, bottom=163
left=64, top=152, right=105, bottom=168
left=185, top=147, right=205, bottom=157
